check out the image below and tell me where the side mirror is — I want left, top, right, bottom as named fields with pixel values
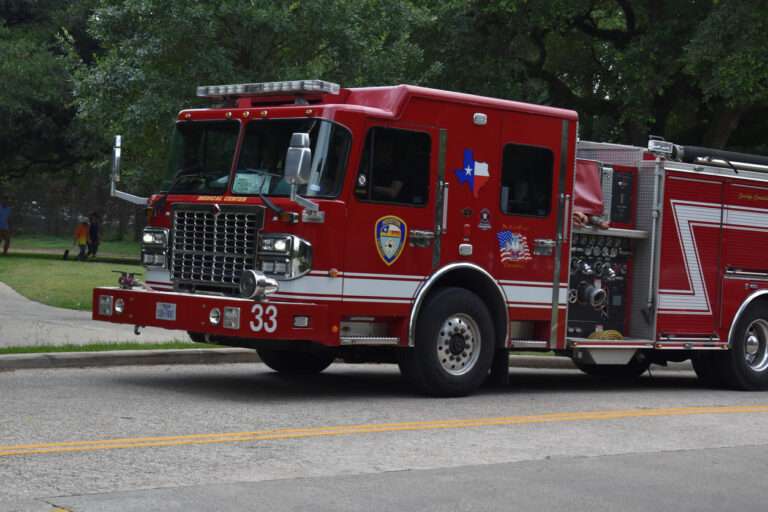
left=284, top=132, right=312, bottom=185
left=109, top=134, right=148, bottom=206
left=112, top=135, right=122, bottom=184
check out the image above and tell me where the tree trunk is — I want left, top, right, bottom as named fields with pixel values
left=703, top=106, right=745, bottom=148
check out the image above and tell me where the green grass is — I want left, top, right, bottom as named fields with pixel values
left=11, top=234, right=140, bottom=259
left=0, top=253, right=143, bottom=310
left=0, top=341, right=220, bottom=355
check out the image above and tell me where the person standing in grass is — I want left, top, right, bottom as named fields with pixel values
left=87, top=212, right=101, bottom=259
left=73, top=218, right=89, bottom=261
left=0, top=197, right=11, bottom=255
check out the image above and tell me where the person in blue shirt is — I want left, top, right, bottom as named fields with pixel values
left=0, top=197, right=11, bottom=255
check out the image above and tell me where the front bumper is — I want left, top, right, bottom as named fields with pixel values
left=92, top=287, right=333, bottom=345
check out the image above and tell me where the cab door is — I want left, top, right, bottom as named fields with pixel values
left=342, top=124, right=438, bottom=314
left=494, top=114, right=574, bottom=348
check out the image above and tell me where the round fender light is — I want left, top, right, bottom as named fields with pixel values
left=239, top=270, right=259, bottom=298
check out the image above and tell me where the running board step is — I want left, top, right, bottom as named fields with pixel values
left=340, top=336, right=400, bottom=346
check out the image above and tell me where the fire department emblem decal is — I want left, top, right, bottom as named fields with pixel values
left=497, top=230, right=531, bottom=265
left=375, top=215, right=408, bottom=266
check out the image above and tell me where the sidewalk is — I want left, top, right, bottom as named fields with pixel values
left=0, top=282, right=187, bottom=347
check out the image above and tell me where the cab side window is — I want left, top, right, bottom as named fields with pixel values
left=355, top=127, right=430, bottom=206
left=500, top=144, right=553, bottom=216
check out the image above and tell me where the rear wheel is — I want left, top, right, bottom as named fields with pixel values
left=399, top=287, right=495, bottom=397
left=573, top=354, right=650, bottom=380
left=720, top=303, right=768, bottom=390
left=257, top=347, right=336, bottom=375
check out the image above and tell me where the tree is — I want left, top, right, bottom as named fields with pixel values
left=417, top=0, right=768, bottom=148
left=0, top=1, right=99, bottom=179
left=685, top=0, right=768, bottom=148
left=72, top=0, right=438, bottom=193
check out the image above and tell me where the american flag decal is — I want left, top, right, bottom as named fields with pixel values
left=497, top=230, right=531, bottom=264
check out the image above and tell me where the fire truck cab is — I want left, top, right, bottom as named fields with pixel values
left=93, top=80, right=768, bottom=396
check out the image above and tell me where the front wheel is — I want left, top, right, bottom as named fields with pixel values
left=399, top=287, right=495, bottom=397
left=257, top=347, right=336, bottom=375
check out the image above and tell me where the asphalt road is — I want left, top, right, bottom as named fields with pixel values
left=2, top=363, right=768, bottom=511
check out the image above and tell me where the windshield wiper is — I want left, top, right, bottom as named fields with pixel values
left=253, top=170, right=283, bottom=215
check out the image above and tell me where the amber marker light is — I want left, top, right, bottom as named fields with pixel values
left=260, top=110, right=268, bottom=117
left=243, top=111, right=250, bottom=118
left=225, top=111, right=232, bottom=119
left=331, top=325, right=339, bottom=334
left=328, top=268, right=341, bottom=278
left=277, top=211, right=297, bottom=223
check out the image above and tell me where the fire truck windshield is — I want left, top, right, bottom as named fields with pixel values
left=232, top=119, right=350, bottom=198
left=166, top=121, right=239, bottom=194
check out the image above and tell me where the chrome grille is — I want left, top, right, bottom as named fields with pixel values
left=170, top=204, right=264, bottom=288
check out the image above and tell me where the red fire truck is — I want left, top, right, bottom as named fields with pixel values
left=94, top=79, right=768, bottom=396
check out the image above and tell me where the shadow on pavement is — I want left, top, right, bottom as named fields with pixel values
left=108, top=364, right=706, bottom=403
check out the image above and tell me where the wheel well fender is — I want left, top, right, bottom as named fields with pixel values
left=728, top=290, right=768, bottom=346
left=409, top=263, right=508, bottom=348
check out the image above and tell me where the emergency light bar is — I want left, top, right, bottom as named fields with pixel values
left=196, top=80, right=340, bottom=99
left=648, top=137, right=768, bottom=173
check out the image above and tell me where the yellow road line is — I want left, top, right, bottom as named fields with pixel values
left=2, top=405, right=767, bottom=458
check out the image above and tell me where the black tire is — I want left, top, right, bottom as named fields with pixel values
left=573, top=354, right=650, bottom=379
left=399, top=287, right=495, bottom=397
left=257, top=347, right=336, bottom=375
left=188, top=331, right=230, bottom=344
left=691, top=352, right=730, bottom=388
left=487, top=349, right=511, bottom=387
left=719, top=303, right=768, bottom=390
left=187, top=331, right=208, bottom=343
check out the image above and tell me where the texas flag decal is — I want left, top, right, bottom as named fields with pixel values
left=454, top=148, right=490, bottom=198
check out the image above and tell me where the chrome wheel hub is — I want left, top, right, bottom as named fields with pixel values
left=436, top=314, right=481, bottom=376
left=744, top=319, right=768, bottom=372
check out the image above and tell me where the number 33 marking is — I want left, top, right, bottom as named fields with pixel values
left=250, top=304, right=278, bottom=333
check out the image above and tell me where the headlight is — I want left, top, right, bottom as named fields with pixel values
left=260, top=236, right=291, bottom=254
left=141, top=227, right=169, bottom=268
left=142, top=228, right=168, bottom=246
left=273, top=239, right=288, bottom=253
left=257, top=234, right=311, bottom=280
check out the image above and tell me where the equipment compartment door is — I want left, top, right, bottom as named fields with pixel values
left=656, top=174, right=723, bottom=337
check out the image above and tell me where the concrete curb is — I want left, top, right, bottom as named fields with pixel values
left=0, top=348, right=260, bottom=371
left=0, top=349, right=693, bottom=372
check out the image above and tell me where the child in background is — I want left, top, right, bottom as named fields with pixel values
left=73, top=219, right=89, bottom=261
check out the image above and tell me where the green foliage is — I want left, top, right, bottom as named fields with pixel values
left=686, top=1, right=768, bottom=106
left=2, top=0, right=768, bottom=193
left=73, top=0, right=438, bottom=193
left=0, top=1, right=99, bottom=178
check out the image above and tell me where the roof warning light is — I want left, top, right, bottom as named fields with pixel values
left=196, top=80, right=340, bottom=99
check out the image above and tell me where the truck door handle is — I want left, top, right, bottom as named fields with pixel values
left=533, top=238, right=556, bottom=256
left=410, top=229, right=435, bottom=248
